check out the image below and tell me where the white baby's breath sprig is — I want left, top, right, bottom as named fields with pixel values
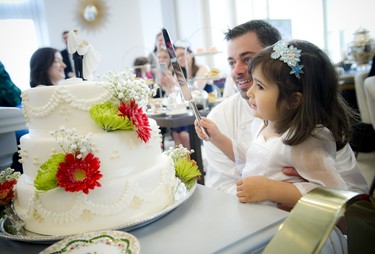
left=0, top=168, right=21, bottom=184
left=100, top=70, right=154, bottom=107
left=163, top=144, right=194, bottom=164
left=51, top=126, right=94, bottom=159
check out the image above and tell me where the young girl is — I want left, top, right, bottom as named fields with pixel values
left=195, top=39, right=357, bottom=207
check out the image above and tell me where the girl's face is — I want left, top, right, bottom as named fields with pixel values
left=48, top=52, right=66, bottom=85
left=246, top=66, right=280, bottom=122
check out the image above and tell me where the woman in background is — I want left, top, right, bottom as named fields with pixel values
left=174, top=39, right=210, bottom=91
left=156, top=46, right=190, bottom=150
left=155, top=46, right=175, bottom=96
left=30, top=47, right=66, bottom=87
left=148, top=32, right=165, bottom=74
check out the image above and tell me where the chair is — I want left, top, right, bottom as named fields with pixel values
left=263, top=187, right=372, bottom=254
left=352, top=71, right=375, bottom=156
left=364, top=76, right=375, bottom=131
left=354, top=71, right=371, bottom=124
left=0, top=107, right=26, bottom=170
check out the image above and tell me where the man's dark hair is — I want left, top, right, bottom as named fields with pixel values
left=224, top=20, right=282, bottom=47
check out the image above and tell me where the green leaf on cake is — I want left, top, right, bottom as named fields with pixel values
left=175, top=158, right=201, bottom=189
left=90, top=102, right=133, bottom=131
left=34, top=154, right=65, bottom=191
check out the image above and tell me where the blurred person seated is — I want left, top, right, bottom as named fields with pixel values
left=30, top=47, right=67, bottom=87
left=156, top=46, right=190, bottom=150
left=0, top=61, right=22, bottom=107
left=133, top=56, right=153, bottom=80
left=174, top=39, right=211, bottom=91
left=148, top=32, right=165, bottom=74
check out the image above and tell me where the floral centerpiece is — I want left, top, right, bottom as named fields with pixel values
left=0, top=168, right=21, bottom=206
left=0, top=167, right=24, bottom=234
left=90, top=70, right=158, bottom=143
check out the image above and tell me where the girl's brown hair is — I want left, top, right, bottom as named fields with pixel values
left=248, top=40, right=358, bottom=150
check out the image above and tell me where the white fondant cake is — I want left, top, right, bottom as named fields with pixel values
left=14, top=75, right=178, bottom=235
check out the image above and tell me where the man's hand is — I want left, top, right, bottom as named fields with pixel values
left=276, top=167, right=308, bottom=211
left=281, top=167, right=306, bottom=178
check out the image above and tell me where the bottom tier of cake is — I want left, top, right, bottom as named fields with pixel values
left=13, top=155, right=178, bottom=235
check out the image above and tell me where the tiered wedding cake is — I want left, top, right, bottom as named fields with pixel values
left=14, top=71, right=179, bottom=235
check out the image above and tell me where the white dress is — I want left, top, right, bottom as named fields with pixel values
left=234, top=118, right=348, bottom=200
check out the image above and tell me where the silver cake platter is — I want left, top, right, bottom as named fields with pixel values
left=0, top=181, right=196, bottom=244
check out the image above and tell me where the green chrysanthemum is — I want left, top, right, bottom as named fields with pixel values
left=90, top=102, right=133, bottom=131
left=34, top=154, right=65, bottom=191
left=175, top=158, right=201, bottom=189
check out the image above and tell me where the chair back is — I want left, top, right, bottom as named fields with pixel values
left=364, top=76, right=375, bottom=130
left=0, top=107, right=26, bottom=170
left=354, top=71, right=371, bottom=123
left=263, top=187, right=370, bottom=254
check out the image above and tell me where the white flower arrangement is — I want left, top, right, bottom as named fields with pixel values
left=0, top=168, right=21, bottom=183
left=49, top=126, right=95, bottom=159
left=163, top=144, right=194, bottom=164
left=99, top=70, right=159, bottom=108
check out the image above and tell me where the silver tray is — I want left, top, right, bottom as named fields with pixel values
left=0, top=181, right=196, bottom=244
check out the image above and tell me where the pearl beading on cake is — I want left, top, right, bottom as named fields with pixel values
left=15, top=162, right=178, bottom=224
left=21, top=87, right=112, bottom=122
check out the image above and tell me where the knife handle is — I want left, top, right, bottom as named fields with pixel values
left=190, top=101, right=210, bottom=139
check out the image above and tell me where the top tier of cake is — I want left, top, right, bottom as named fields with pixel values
left=21, top=79, right=113, bottom=136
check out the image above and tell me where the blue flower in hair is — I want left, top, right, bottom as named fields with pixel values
left=271, top=40, right=304, bottom=79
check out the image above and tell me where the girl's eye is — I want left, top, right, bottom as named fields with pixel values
left=257, top=83, right=264, bottom=90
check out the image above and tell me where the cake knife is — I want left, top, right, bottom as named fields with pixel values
left=161, top=27, right=209, bottom=139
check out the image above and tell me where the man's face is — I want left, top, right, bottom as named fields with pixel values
left=63, top=33, right=69, bottom=45
left=227, top=32, right=264, bottom=99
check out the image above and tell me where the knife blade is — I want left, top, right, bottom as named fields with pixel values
left=161, top=27, right=209, bottom=139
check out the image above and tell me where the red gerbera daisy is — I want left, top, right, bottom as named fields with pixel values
left=118, top=99, right=151, bottom=142
left=56, top=153, right=102, bottom=194
left=0, top=179, right=17, bottom=205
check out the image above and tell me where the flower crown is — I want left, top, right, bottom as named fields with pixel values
left=270, top=40, right=304, bottom=78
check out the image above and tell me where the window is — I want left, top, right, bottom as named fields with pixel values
left=0, top=19, right=38, bottom=90
left=0, top=0, right=47, bottom=90
left=208, top=0, right=375, bottom=64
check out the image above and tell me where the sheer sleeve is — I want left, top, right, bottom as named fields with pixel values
left=290, top=127, right=348, bottom=195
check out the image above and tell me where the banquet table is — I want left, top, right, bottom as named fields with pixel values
left=148, top=110, right=209, bottom=184
left=0, top=185, right=288, bottom=254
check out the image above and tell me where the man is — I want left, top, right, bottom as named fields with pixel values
left=61, top=30, right=75, bottom=79
left=204, top=20, right=368, bottom=197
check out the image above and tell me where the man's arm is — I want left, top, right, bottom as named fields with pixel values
left=204, top=140, right=240, bottom=194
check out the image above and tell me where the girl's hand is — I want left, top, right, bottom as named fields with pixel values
left=194, top=117, right=220, bottom=141
left=236, top=176, right=272, bottom=203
